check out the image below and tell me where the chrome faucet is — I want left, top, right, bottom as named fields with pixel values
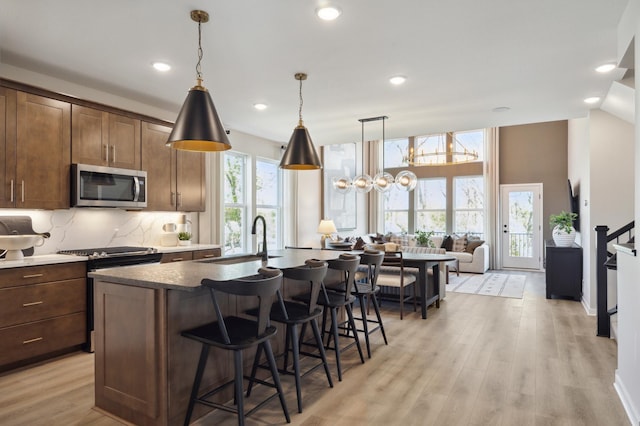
left=251, top=215, right=268, bottom=262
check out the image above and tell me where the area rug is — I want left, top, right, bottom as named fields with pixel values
left=448, top=273, right=526, bottom=299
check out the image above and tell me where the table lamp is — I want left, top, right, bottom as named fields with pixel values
left=317, top=219, right=337, bottom=249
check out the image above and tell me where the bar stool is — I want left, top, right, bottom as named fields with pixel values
left=181, top=268, right=290, bottom=426
left=246, top=261, right=333, bottom=413
left=296, top=254, right=365, bottom=381
left=353, top=250, right=388, bottom=358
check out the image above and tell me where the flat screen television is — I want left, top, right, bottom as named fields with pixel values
left=568, top=179, right=580, bottom=231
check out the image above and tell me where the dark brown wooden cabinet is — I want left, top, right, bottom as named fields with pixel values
left=2, top=88, right=71, bottom=209
left=13, top=91, right=71, bottom=209
left=71, top=105, right=141, bottom=170
left=141, top=122, right=205, bottom=212
left=160, top=248, right=221, bottom=263
left=0, top=262, right=87, bottom=370
left=545, top=240, right=583, bottom=300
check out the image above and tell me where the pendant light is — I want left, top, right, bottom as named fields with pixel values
left=279, top=73, right=322, bottom=170
left=166, top=10, right=231, bottom=152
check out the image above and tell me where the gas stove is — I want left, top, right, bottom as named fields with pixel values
left=58, top=246, right=158, bottom=260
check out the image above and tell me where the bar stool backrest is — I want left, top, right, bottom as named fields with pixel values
left=201, top=270, right=283, bottom=344
left=326, top=254, right=361, bottom=300
left=359, top=250, right=384, bottom=290
left=281, top=261, right=328, bottom=316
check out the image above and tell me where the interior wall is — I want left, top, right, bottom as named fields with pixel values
left=499, top=120, right=569, bottom=243
left=568, top=117, right=592, bottom=309
left=588, top=109, right=635, bottom=313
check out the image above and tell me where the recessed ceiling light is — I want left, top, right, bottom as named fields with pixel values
left=584, top=97, right=601, bottom=104
left=316, top=6, right=342, bottom=21
left=253, top=103, right=268, bottom=110
left=152, top=62, right=171, bottom=72
left=389, top=75, right=407, bottom=85
left=595, top=63, right=616, bottom=73
left=492, top=106, right=511, bottom=113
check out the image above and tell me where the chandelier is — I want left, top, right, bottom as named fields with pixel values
left=404, top=132, right=478, bottom=166
left=333, top=116, right=417, bottom=194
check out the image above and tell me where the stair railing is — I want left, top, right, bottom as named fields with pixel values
left=595, top=221, right=634, bottom=337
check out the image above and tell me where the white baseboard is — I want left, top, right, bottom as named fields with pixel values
left=581, top=296, right=596, bottom=315
left=614, top=370, right=640, bottom=426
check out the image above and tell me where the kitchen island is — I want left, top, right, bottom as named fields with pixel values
left=89, top=248, right=449, bottom=425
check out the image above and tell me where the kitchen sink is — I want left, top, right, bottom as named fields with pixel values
left=199, top=254, right=282, bottom=265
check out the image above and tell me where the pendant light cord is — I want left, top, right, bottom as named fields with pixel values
left=196, top=19, right=203, bottom=84
left=298, top=77, right=304, bottom=125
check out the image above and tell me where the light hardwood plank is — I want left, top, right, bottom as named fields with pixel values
left=0, top=271, right=629, bottom=425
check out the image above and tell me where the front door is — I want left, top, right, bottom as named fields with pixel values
left=500, top=184, right=543, bottom=270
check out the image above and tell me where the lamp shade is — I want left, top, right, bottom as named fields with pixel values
left=280, top=125, right=323, bottom=170
left=166, top=85, right=231, bottom=152
left=317, top=219, right=337, bottom=235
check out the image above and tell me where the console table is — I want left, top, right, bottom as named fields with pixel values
left=545, top=240, right=582, bottom=300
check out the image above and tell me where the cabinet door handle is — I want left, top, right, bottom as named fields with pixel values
left=104, top=144, right=109, bottom=162
left=22, top=301, right=43, bottom=307
left=171, top=192, right=176, bottom=206
left=23, top=337, right=43, bottom=344
left=171, top=257, right=184, bottom=262
left=20, top=180, right=24, bottom=203
left=23, top=273, right=44, bottom=279
left=177, top=192, right=182, bottom=208
left=202, top=254, right=216, bottom=258
left=111, top=145, right=116, bottom=163
left=10, top=179, right=14, bottom=203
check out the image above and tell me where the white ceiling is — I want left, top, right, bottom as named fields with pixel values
left=0, top=0, right=630, bottom=146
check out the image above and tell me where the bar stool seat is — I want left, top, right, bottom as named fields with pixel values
left=294, top=254, right=365, bottom=381
left=181, top=268, right=290, bottom=426
left=246, top=261, right=333, bottom=413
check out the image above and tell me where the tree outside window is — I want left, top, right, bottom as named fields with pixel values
left=415, top=178, right=446, bottom=234
left=224, top=152, right=247, bottom=254
left=256, top=159, right=281, bottom=250
left=454, top=176, right=484, bottom=237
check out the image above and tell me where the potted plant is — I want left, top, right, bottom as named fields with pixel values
left=414, top=230, right=435, bottom=247
left=549, top=211, right=578, bottom=247
left=178, top=232, right=192, bottom=246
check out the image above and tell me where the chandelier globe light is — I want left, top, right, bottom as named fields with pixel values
left=395, top=170, right=418, bottom=191
left=332, top=176, right=353, bottom=194
left=373, top=171, right=395, bottom=193
left=404, top=132, right=478, bottom=166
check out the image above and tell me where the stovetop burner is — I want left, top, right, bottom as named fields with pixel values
left=58, top=246, right=158, bottom=259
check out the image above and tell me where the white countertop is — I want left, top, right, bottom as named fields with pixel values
left=153, top=243, right=221, bottom=253
left=0, top=254, right=89, bottom=269
left=0, top=244, right=221, bottom=269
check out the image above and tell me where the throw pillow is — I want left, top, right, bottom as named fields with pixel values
left=465, top=239, right=485, bottom=253
left=371, top=233, right=385, bottom=243
left=441, top=235, right=453, bottom=251
left=353, top=237, right=366, bottom=250
left=451, top=233, right=468, bottom=252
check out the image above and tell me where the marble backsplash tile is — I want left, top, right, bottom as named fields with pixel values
left=0, top=209, right=197, bottom=255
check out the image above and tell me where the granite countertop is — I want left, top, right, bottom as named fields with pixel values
left=89, top=249, right=348, bottom=291
left=0, top=254, right=89, bottom=269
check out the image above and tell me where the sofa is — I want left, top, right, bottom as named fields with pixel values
left=380, top=233, right=489, bottom=274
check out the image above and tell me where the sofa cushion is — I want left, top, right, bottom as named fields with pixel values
left=431, top=236, right=443, bottom=248
left=441, top=235, right=453, bottom=251
left=452, top=251, right=474, bottom=264
left=465, top=237, right=485, bottom=253
left=451, top=233, right=467, bottom=252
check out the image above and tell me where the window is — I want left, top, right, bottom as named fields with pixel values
left=381, top=129, right=486, bottom=236
left=383, top=189, right=409, bottom=234
left=415, top=178, right=446, bottom=234
left=223, top=153, right=283, bottom=255
left=223, top=152, right=248, bottom=255
left=383, top=138, right=409, bottom=168
left=453, top=176, right=484, bottom=237
left=256, top=158, right=281, bottom=250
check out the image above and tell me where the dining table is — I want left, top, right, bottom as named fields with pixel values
left=395, top=252, right=457, bottom=318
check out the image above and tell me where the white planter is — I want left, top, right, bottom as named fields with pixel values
left=552, top=225, right=576, bottom=247
left=178, top=240, right=191, bottom=246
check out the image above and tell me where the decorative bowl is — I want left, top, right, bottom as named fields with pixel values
left=0, top=234, right=46, bottom=261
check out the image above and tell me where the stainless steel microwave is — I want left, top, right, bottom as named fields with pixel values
left=72, top=164, right=147, bottom=209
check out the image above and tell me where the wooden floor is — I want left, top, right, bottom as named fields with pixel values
left=0, top=271, right=629, bottom=426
